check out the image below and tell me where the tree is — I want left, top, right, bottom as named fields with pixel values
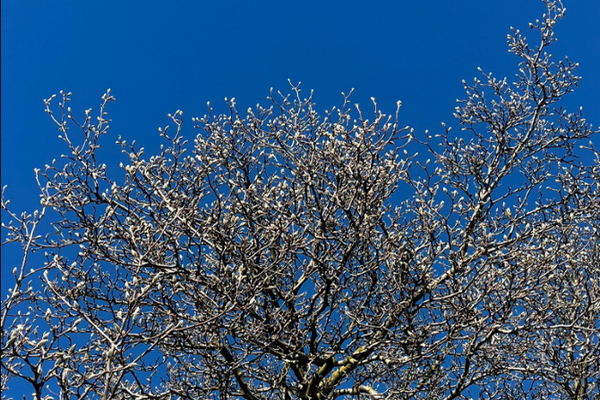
left=2, top=1, right=598, bottom=399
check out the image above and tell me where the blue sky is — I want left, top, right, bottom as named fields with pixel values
left=2, top=1, right=599, bottom=212
left=1, top=0, right=599, bottom=394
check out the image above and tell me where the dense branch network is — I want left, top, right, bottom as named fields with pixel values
left=2, top=1, right=599, bottom=399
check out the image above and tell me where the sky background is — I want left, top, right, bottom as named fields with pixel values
left=1, top=0, right=599, bottom=395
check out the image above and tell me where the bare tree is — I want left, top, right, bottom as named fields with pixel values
left=2, top=1, right=598, bottom=399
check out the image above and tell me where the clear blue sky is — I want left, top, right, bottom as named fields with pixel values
left=2, top=1, right=599, bottom=211
left=1, top=0, right=599, bottom=394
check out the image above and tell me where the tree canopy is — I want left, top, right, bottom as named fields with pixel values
left=2, top=1, right=599, bottom=399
